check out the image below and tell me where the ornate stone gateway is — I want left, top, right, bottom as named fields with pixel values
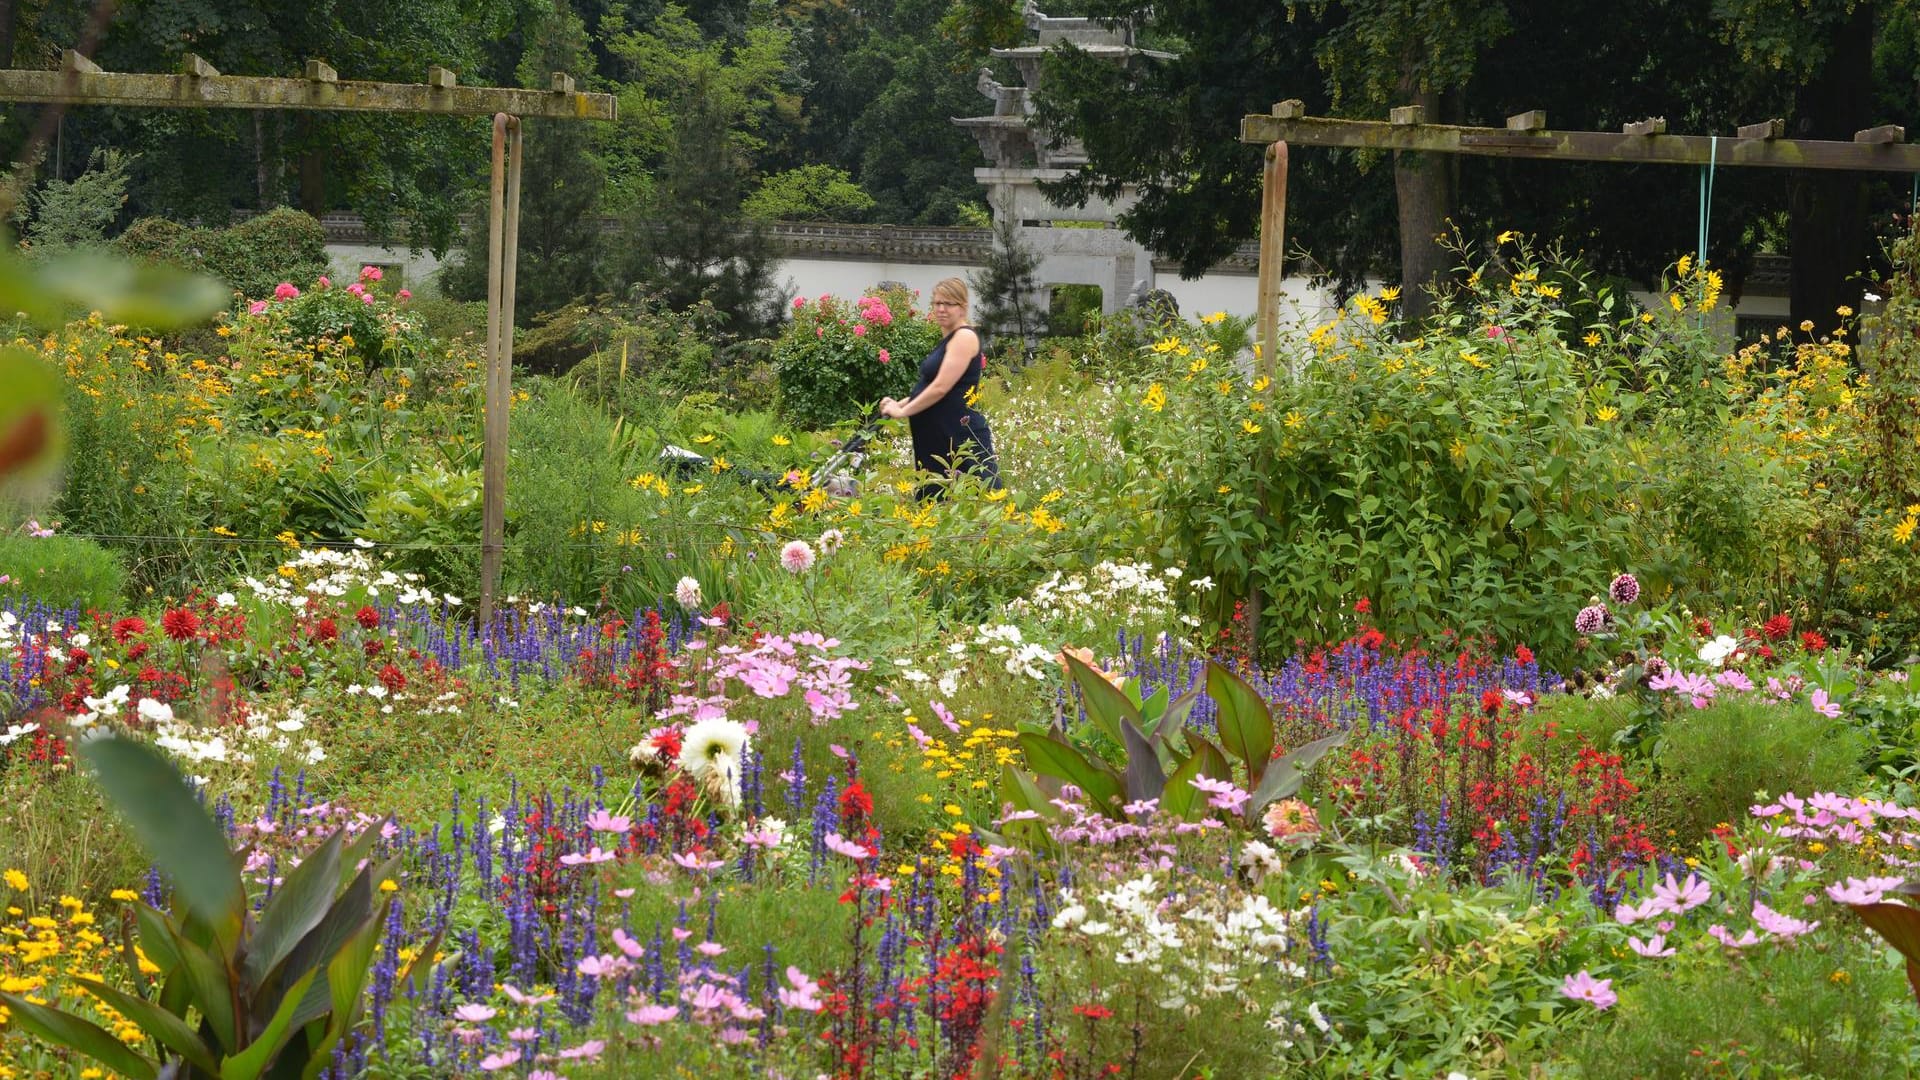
left=953, top=4, right=1174, bottom=316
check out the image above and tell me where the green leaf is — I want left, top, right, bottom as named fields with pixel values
left=1062, top=652, right=1141, bottom=748
left=1016, top=730, right=1124, bottom=813
left=17, top=249, right=228, bottom=330
left=1140, top=684, right=1170, bottom=727
left=0, top=991, right=159, bottom=1080
left=166, top=919, right=238, bottom=1053
left=1159, top=749, right=1207, bottom=820
left=1150, top=687, right=1201, bottom=751
left=79, top=738, right=245, bottom=945
left=257, top=860, right=380, bottom=1027
left=0, top=347, right=62, bottom=489
left=133, top=902, right=181, bottom=975
left=72, top=975, right=222, bottom=1076
left=220, top=967, right=318, bottom=1080
left=1246, top=728, right=1351, bottom=823
left=1206, top=661, right=1275, bottom=782
left=298, top=908, right=385, bottom=1080
left=245, top=829, right=344, bottom=987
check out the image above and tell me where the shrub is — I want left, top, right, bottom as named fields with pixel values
left=1125, top=245, right=1640, bottom=664
left=1653, top=697, right=1868, bottom=841
left=0, top=531, right=128, bottom=611
left=1566, top=934, right=1917, bottom=1079
left=773, top=287, right=937, bottom=428
left=115, top=206, right=328, bottom=300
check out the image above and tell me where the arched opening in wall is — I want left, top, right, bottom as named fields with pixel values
left=1049, top=284, right=1102, bottom=337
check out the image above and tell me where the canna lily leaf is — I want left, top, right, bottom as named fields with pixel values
left=244, top=829, right=345, bottom=987
left=1158, top=749, right=1208, bottom=820
left=218, top=966, right=318, bottom=1080
left=1852, top=900, right=1920, bottom=1005
left=165, top=918, right=237, bottom=1053
left=0, top=991, right=159, bottom=1080
left=79, top=738, right=245, bottom=947
left=1245, top=728, right=1350, bottom=823
left=1119, top=716, right=1167, bottom=806
left=72, top=976, right=221, bottom=1076
left=1061, top=651, right=1141, bottom=749
left=1017, top=729, right=1123, bottom=813
left=1206, top=660, right=1275, bottom=782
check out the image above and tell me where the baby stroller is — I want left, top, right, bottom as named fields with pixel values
left=659, top=416, right=881, bottom=498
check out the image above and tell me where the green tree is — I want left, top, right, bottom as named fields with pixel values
left=1714, top=0, right=1920, bottom=332
left=441, top=0, right=610, bottom=321
left=17, top=0, right=520, bottom=250
left=971, top=198, right=1043, bottom=349
left=16, top=148, right=130, bottom=253
left=620, top=67, right=782, bottom=335
left=743, top=164, right=876, bottom=221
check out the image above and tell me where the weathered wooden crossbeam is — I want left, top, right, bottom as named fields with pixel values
left=0, top=51, right=616, bottom=120
left=1241, top=109, right=1917, bottom=174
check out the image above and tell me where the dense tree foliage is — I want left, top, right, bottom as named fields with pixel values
left=4, top=0, right=1914, bottom=329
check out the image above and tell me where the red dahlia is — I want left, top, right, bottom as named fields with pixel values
left=1761, top=613, right=1792, bottom=642
left=355, top=605, right=381, bottom=630
left=161, top=608, right=201, bottom=642
left=111, top=617, right=147, bottom=644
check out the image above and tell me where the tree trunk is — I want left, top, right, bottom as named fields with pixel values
left=254, top=113, right=271, bottom=210
left=1787, top=2, right=1875, bottom=335
left=0, top=0, right=18, bottom=70
left=297, top=117, right=326, bottom=216
left=1394, top=88, right=1454, bottom=326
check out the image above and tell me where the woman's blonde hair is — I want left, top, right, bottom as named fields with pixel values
left=932, top=277, right=969, bottom=309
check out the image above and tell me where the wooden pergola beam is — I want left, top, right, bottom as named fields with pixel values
left=1240, top=112, right=1919, bottom=173
left=0, top=56, right=616, bottom=120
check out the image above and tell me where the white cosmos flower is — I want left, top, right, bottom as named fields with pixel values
left=1697, top=634, right=1740, bottom=667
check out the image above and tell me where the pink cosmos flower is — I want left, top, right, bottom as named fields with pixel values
left=479, top=1050, right=522, bottom=1071
left=670, top=851, right=725, bottom=872
left=780, top=540, right=816, bottom=574
left=453, top=1003, right=497, bottom=1022
left=696, top=941, right=727, bottom=957
left=1651, top=872, right=1711, bottom=915
left=559, top=846, right=616, bottom=867
left=931, top=700, right=960, bottom=733
left=577, top=954, right=619, bottom=977
left=778, top=966, right=824, bottom=1011
left=1708, top=924, right=1762, bottom=949
left=585, top=808, right=632, bottom=833
left=273, top=282, right=300, bottom=300
left=1613, top=896, right=1661, bottom=926
left=558, top=1040, right=606, bottom=1061
left=507, top=1026, right=538, bottom=1042
left=1826, top=876, right=1904, bottom=905
left=1809, top=688, right=1842, bottom=719
left=1559, top=970, right=1616, bottom=1010
left=530, top=1073, right=561, bottom=1080
left=628, top=1003, right=679, bottom=1025
left=502, top=984, right=555, bottom=1006
left=1752, top=901, right=1818, bottom=939
left=1628, top=934, right=1674, bottom=958
left=612, top=928, right=645, bottom=959
left=614, top=887, right=635, bottom=898
left=824, top=832, right=871, bottom=860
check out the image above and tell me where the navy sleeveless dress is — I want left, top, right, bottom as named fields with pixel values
left=908, top=325, right=1001, bottom=499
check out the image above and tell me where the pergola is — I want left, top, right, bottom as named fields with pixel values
left=1238, top=99, right=1920, bottom=376
left=0, top=50, right=619, bottom=626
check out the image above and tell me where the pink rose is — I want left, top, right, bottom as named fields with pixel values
left=360, top=265, right=383, bottom=282
left=316, top=276, right=331, bottom=289
left=346, top=282, right=366, bottom=296
left=248, top=300, right=269, bottom=315
left=793, top=297, right=807, bottom=310
left=878, top=348, right=890, bottom=364
left=397, top=289, right=411, bottom=301
left=852, top=323, right=867, bottom=337
left=273, top=283, right=299, bottom=300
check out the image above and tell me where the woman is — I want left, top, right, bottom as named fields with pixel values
left=879, top=278, right=1001, bottom=499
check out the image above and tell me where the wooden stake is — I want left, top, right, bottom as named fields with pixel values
left=1257, top=141, right=1287, bottom=380
left=480, top=114, right=510, bottom=629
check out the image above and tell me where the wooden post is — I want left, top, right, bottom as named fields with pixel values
left=1256, top=141, right=1287, bottom=380
left=480, top=114, right=511, bottom=629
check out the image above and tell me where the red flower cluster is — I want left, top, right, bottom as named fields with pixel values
left=1801, top=630, right=1828, bottom=653
left=1761, top=613, right=1793, bottom=641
